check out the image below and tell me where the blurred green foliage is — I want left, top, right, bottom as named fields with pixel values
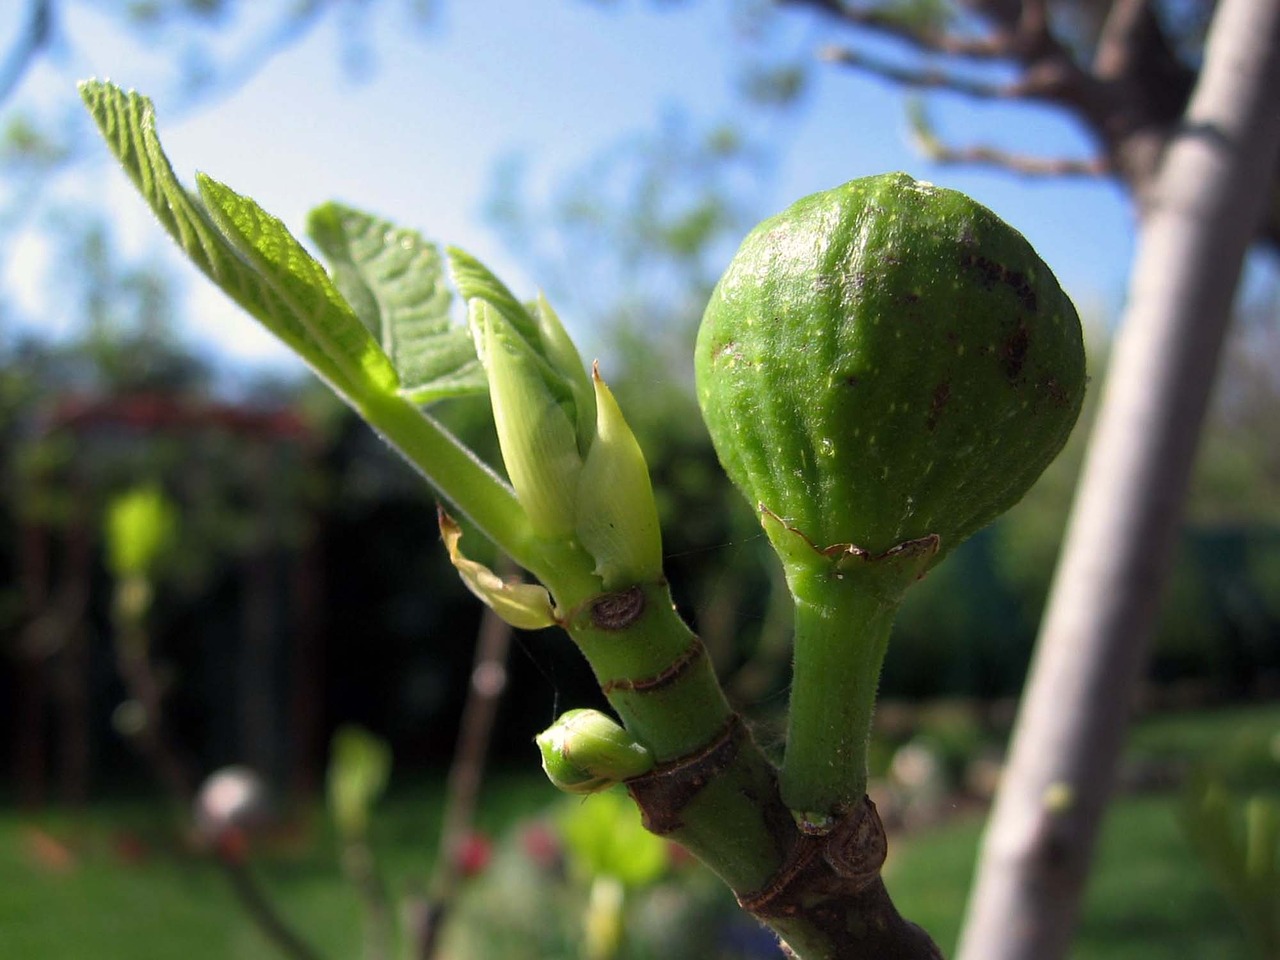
left=327, top=725, right=392, bottom=841
left=4, top=701, right=1275, bottom=959
left=104, top=485, right=180, bottom=581
left=1182, top=775, right=1280, bottom=959
left=559, top=787, right=667, bottom=889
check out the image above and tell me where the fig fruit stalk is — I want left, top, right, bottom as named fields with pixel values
left=696, top=173, right=1086, bottom=823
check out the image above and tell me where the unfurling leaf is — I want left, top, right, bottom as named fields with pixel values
left=308, top=203, right=487, bottom=403
left=79, top=80, right=395, bottom=402
left=477, top=301, right=583, bottom=538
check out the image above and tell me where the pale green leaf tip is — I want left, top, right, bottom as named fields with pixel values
left=481, top=302, right=582, bottom=538
left=535, top=292, right=596, bottom=443
left=575, top=365, right=663, bottom=589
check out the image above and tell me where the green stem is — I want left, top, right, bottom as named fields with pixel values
left=357, top=392, right=527, bottom=551
left=559, top=581, right=786, bottom=893
left=780, top=571, right=900, bottom=824
left=565, top=581, right=732, bottom=761
left=555, top=579, right=942, bottom=959
left=357, top=391, right=604, bottom=600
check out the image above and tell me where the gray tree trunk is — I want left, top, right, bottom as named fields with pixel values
left=955, top=2, right=1280, bottom=959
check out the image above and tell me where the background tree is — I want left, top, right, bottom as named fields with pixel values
left=785, top=0, right=1280, bottom=251
left=955, top=1, right=1280, bottom=957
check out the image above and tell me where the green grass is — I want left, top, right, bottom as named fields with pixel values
left=1127, top=702, right=1280, bottom=791
left=0, top=772, right=553, bottom=960
left=890, top=701, right=1280, bottom=960
left=889, top=796, right=1251, bottom=960
left=1, top=704, right=1277, bottom=959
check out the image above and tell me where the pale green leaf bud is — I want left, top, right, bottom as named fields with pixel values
left=534, top=293, right=596, bottom=454
left=440, top=509, right=557, bottom=630
left=575, top=365, right=664, bottom=589
left=474, top=300, right=583, bottom=538
left=536, top=708, right=654, bottom=795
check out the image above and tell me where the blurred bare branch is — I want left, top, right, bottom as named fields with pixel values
left=908, top=98, right=1110, bottom=175
left=785, top=0, right=1280, bottom=250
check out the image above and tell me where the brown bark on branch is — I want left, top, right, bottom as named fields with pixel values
left=955, top=1, right=1280, bottom=957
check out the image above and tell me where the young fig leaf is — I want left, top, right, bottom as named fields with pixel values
left=79, top=81, right=396, bottom=402
left=307, top=203, right=487, bottom=404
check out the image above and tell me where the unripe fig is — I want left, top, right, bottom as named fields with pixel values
left=696, top=173, right=1085, bottom=575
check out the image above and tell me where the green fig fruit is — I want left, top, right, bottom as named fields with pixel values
left=696, top=173, right=1085, bottom=579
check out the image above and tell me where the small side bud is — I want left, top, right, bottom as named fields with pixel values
left=574, top=365, right=664, bottom=590
left=440, top=509, right=557, bottom=630
left=536, top=708, right=654, bottom=795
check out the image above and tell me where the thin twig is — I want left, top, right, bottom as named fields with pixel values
left=0, top=0, right=51, bottom=106
left=1092, top=0, right=1154, bottom=79
left=409, top=558, right=517, bottom=960
left=1013, top=0, right=1054, bottom=56
left=918, top=140, right=1111, bottom=178
left=114, top=631, right=195, bottom=806
left=786, top=0, right=1018, bottom=59
left=223, top=861, right=330, bottom=960
left=338, top=840, right=394, bottom=960
left=111, top=600, right=327, bottom=960
left=819, top=43, right=1052, bottom=99
left=907, top=95, right=1109, bottom=177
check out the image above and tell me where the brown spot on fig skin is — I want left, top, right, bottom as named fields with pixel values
left=1045, top=377, right=1071, bottom=408
left=925, top=380, right=952, bottom=431
left=1012, top=278, right=1038, bottom=313
left=711, top=339, right=752, bottom=367
left=1002, top=322, right=1030, bottom=382
left=961, top=252, right=1038, bottom=312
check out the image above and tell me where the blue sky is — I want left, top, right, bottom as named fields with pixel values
left=2, top=0, right=1135, bottom=376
